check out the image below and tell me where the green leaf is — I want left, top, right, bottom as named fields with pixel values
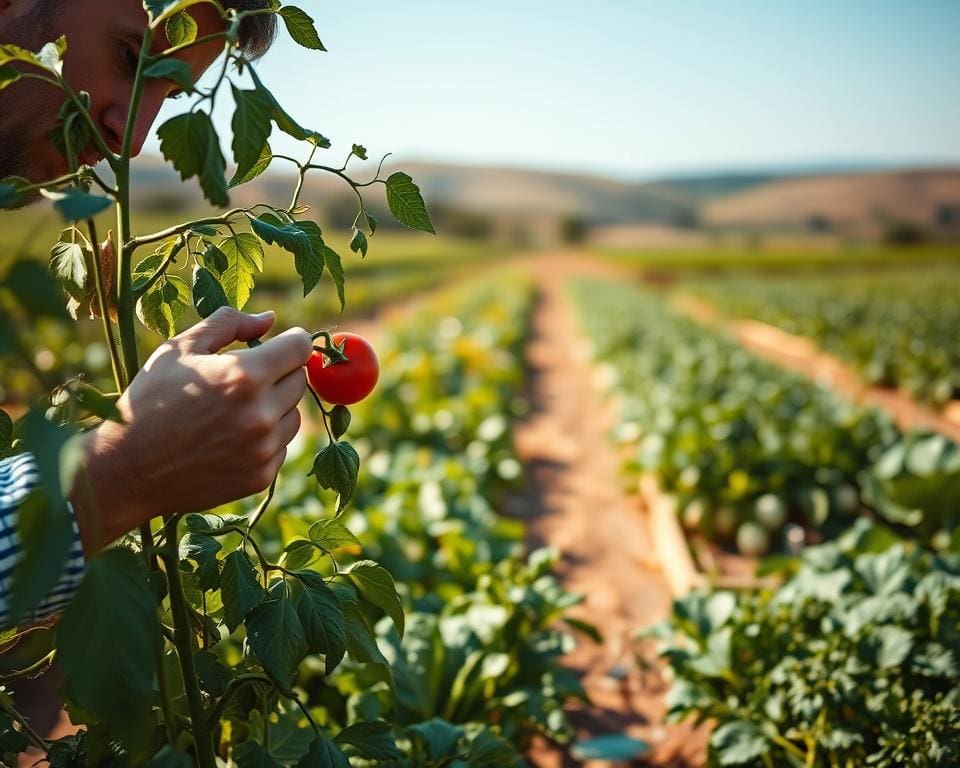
left=235, top=741, right=281, bottom=768
left=192, top=265, right=229, bottom=319
left=148, top=745, right=194, bottom=768
left=221, top=550, right=265, bottom=633
left=179, top=532, right=222, bottom=591
left=59, top=381, right=123, bottom=423
left=334, top=720, right=401, bottom=761
left=0, top=63, right=21, bottom=89
left=571, top=735, right=650, bottom=762
left=289, top=570, right=346, bottom=667
left=14, top=412, right=80, bottom=617
left=246, top=586, right=307, bottom=693
left=350, top=144, right=367, bottom=161
left=41, top=187, right=112, bottom=222
left=229, top=141, right=273, bottom=188
left=349, top=229, right=367, bottom=258
left=165, top=10, right=198, bottom=46
left=710, top=720, right=769, bottom=766
left=343, top=560, right=404, bottom=636
left=407, top=720, right=462, bottom=761
left=56, top=549, right=161, bottom=756
left=157, top=111, right=228, bottom=207
left=136, top=264, right=190, bottom=338
left=0, top=409, right=12, bottom=459
left=334, top=584, right=390, bottom=670
left=289, top=220, right=326, bottom=296
left=193, top=650, right=228, bottom=697
left=278, top=6, right=326, bottom=50
left=873, top=625, right=914, bottom=669
left=308, top=440, right=360, bottom=512
left=6, top=259, right=69, bottom=318
left=295, top=737, right=350, bottom=768
left=0, top=179, right=27, bottom=208
left=308, top=518, right=360, bottom=551
left=231, top=85, right=273, bottom=184
left=217, top=233, right=263, bottom=310
left=247, top=67, right=329, bottom=146
left=144, top=58, right=194, bottom=93
left=49, top=240, right=88, bottom=301
left=329, top=405, right=351, bottom=439
left=385, top=172, right=435, bottom=234
left=319, top=244, right=345, bottom=311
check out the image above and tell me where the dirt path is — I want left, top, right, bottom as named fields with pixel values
left=510, top=254, right=708, bottom=767
left=672, top=294, right=960, bottom=444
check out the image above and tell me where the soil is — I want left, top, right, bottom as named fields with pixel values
left=509, top=253, right=709, bottom=767
left=672, top=293, right=960, bottom=444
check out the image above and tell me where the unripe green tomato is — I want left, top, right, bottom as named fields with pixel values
left=736, top=521, right=770, bottom=557
left=754, top=493, right=787, bottom=531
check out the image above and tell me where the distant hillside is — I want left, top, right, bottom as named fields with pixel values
left=130, top=158, right=960, bottom=241
left=703, top=169, right=960, bottom=236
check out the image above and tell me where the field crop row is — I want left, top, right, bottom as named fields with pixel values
left=218, top=272, right=590, bottom=762
left=690, top=269, right=960, bottom=408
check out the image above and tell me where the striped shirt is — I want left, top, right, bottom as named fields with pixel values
left=0, top=453, right=86, bottom=629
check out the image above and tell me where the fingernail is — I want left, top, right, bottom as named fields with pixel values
left=253, top=310, right=275, bottom=320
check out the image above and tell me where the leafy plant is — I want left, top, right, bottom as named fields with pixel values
left=654, top=519, right=960, bottom=767
left=0, top=2, right=438, bottom=765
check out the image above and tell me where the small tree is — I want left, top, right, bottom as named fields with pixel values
left=0, top=2, right=434, bottom=764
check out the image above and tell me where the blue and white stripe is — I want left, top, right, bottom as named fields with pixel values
left=0, top=453, right=86, bottom=628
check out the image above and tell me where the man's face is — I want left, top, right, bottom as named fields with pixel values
left=0, top=0, right=225, bottom=182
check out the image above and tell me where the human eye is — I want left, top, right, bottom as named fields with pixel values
left=116, top=41, right=140, bottom=75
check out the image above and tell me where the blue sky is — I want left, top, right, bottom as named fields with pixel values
left=146, top=0, right=960, bottom=180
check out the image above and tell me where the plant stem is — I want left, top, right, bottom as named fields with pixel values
left=130, top=208, right=249, bottom=249
left=162, top=515, right=217, bottom=768
left=242, top=474, right=278, bottom=545
left=86, top=220, right=125, bottom=387
left=0, top=696, right=48, bottom=751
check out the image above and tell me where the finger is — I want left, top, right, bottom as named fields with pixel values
left=178, top=307, right=276, bottom=354
left=274, top=406, right=302, bottom=449
left=268, top=368, right=308, bottom=417
left=238, top=327, right=312, bottom=379
left=266, top=446, right=288, bottom=477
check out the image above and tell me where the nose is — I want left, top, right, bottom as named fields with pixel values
left=101, top=93, right=167, bottom=157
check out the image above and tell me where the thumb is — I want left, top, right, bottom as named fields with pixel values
left=180, top=307, right=276, bottom=354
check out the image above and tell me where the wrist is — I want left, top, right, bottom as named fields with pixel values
left=69, top=420, right=148, bottom=556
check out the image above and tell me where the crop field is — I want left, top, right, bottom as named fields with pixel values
left=4, top=234, right=960, bottom=765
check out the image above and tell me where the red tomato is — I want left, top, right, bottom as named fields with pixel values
left=306, top=332, right=379, bottom=405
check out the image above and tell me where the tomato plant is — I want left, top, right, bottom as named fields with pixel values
left=0, top=2, right=444, bottom=765
left=307, top=332, right=379, bottom=406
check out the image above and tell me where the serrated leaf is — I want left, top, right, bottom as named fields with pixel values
left=144, top=58, right=194, bottom=93
left=41, top=188, right=112, bottom=222
left=710, top=721, right=768, bottom=766
left=49, top=240, right=88, bottom=301
left=247, top=67, right=329, bottom=146
left=137, top=268, right=190, bottom=338
left=165, top=10, right=198, bottom=46
left=230, top=140, right=273, bottom=188
left=192, top=265, right=229, bottom=319
left=308, top=441, right=360, bottom=512
left=289, top=570, right=346, bottom=667
left=320, top=244, right=345, bottom=311
left=329, top=405, right=351, bottom=439
left=246, top=587, right=307, bottom=693
left=334, top=721, right=401, bottom=761
left=278, top=6, right=326, bottom=50
left=385, top=172, right=435, bottom=234
left=221, top=550, right=265, bottom=633
left=295, top=737, right=350, bottom=768
left=218, top=232, right=263, bottom=309
left=308, top=518, right=360, bottom=551
left=179, top=532, right=221, bottom=591
left=349, top=229, right=367, bottom=258
left=289, top=219, right=325, bottom=296
left=344, top=560, right=404, bottom=635
left=235, top=741, right=281, bottom=768
left=231, top=85, right=273, bottom=183
left=350, top=144, right=367, bottom=160
left=57, top=549, right=161, bottom=756
left=157, top=111, right=228, bottom=207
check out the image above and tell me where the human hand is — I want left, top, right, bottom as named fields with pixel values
left=70, top=307, right=312, bottom=555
